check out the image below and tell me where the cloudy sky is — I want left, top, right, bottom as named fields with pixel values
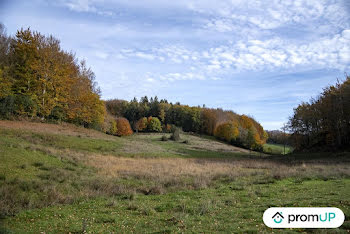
left=1, top=0, right=349, bottom=129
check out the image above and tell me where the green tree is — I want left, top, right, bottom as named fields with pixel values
left=147, top=116, right=162, bottom=132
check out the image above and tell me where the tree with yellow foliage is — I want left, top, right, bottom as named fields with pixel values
left=214, top=121, right=239, bottom=142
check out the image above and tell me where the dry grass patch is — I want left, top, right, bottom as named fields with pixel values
left=185, top=135, right=251, bottom=154
left=20, top=143, right=350, bottom=186
left=76, top=153, right=350, bottom=185
left=120, top=138, right=172, bottom=155
left=0, top=120, right=114, bottom=140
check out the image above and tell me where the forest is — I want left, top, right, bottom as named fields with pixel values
left=288, top=76, right=350, bottom=151
left=105, top=97, right=268, bottom=150
left=0, top=25, right=105, bottom=128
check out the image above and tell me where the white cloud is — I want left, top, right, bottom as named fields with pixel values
left=95, top=51, right=108, bottom=59
left=134, top=52, right=155, bottom=60
left=199, top=0, right=349, bottom=38
left=114, top=27, right=349, bottom=83
left=204, top=29, right=350, bottom=72
left=158, top=72, right=205, bottom=82
left=146, top=77, right=155, bottom=82
left=58, top=0, right=114, bottom=16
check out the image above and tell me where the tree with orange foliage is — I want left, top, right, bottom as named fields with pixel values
left=240, top=115, right=253, bottom=129
left=165, top=124, right=172, bottom=133
left=116, top=117, right=133, bottom=136
left=135, top=117, right=147, bottom=132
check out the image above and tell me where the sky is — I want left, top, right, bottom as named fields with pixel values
left=1, top=0, right=349, bottom=130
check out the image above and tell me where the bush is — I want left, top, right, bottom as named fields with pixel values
left=109, top=120, right=117, bottom=135
left=0, top=95, right=36, bottom=119
left=116, top=118, right=133, bottom=136
left=102, top=114, right=117, bottom=135
left=161, top=135, right=168, bottom=141
left=164, top=124, right=172, bottom=133
left=48, top=106, right=66, bottom=122
left=14, top=95, right=37, bottom=117
left=170, top=127, right=180, bottom=141
left=0, top=95, right=15, bottom=119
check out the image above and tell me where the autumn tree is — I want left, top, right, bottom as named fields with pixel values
left=200, top=109, right=217, bottom=135
left=135, top=117, right=147, bottom=132
left=0, top=26, right=106, bottom=128
left=102, top=114, right=117, bottom=135
left=214, top=121, right=239, bottom=142
left=0, top=24, right=11, bottom=98
left=64, top=60, right=105, bottom=127
left=289, top=75, right=350, bottom=150
left=116, top=117, right=133, bottom=136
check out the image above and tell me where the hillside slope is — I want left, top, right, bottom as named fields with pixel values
left=0, top=121, right=349, bottom=233
left=0, top=120, right=252, bottom=156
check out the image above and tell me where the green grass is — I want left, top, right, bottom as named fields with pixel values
left=0, top=135, right=67, bottom=180
left=0, top=128, right=123, bottom=155
left=263, top=143, right=294, bottom=155
left=2, top=179, right=349, bottom=233
left=0, top=123, right=349, bottom=233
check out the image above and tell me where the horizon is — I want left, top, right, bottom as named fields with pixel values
left=1, top=0, right=349, bottom=130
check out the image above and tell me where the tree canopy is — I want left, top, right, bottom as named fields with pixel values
left=289, top=76, right=350, bottom=151
left=106, top=96, right=268, bottom=149
left=0, top=26, right=105, bottom=128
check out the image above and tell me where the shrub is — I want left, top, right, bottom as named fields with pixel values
left=170, top=127, right=180, bottom=141
left=0, top=94, right=37, bottom=119
left=116, top=118, right=133, bottom=136
left=0, top=95, right=15, bottom=119
left=48, top=106, right=66, bottom=122
left=161, top=135, right=168, bottom=141
left=110, top=120, right=117, bottom=135
left=102, top=114, right=117, bottom=135
left=14, top=95, right=37, bottom=117
left=164, top=124, right=172, bottom=133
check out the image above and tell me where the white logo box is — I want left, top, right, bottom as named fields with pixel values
left=263, top=207, right=345, bottom=228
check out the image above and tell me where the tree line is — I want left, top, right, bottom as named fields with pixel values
left=0, top=24, right=106, bottom=128
left=288, top=75, right=350, bottom=151
left=0, top=24, right=268, bottom=151
left=266, top=130, right=291, bottom=145
left=106, top=97, right=268, bottom=150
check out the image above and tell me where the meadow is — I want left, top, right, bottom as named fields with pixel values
left=0, top=120, right=349, bottom=233
left=263, top=143, right=294, bottom=155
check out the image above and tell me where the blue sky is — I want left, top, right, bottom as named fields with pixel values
left=1, top=0, right=349, bottom=130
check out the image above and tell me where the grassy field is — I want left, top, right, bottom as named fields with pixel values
left=263, top=143, right=294, bottom=155
left=0, top=120, right=349, bottom=233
